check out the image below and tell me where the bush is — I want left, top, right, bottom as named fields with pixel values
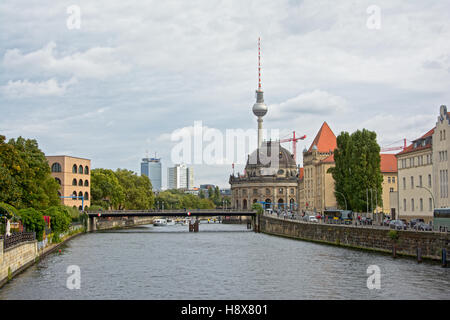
left=18, top=208, right=46, bottom=241
left=44, top=206, right=71, bottom=235
left=388, top=230, right=399, bottom=242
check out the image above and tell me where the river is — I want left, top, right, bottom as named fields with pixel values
left=0, top=223, right=449, bottom=299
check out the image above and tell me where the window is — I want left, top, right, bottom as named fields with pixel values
left=419, top=175, right=422, bottom=187
left=411, top=176, right=414, bottom=189
left=411, top=199, right=414, bottom=212
left=429, top=198, right=432, bottom=211
left=279, top=188, right=283, bottom=194
left=266, top=188, right=270, bottom=195
left=72, top=191, right=77, bottom=200
left=51, top=162, right=62, bottom=172
left=84, top=180, right=89, bottom=187
left=253, top=189, right=258, bottom=196
left=84, top=192, right=89, bottom=201
left=392, top=177, right=395, bottom=183
left=78, top=191, right=83, bottom=199
left=290, top=188, right=294, bottom=195
left=72, top=178, right=77, bottom=186
left=72, top=164, right=77, bottom=173
left=78, top=179, right=83, bottom=186
left=403, top=177, right=406, bottom=190
left=390, top=188, right=394, bottom=192
left=428, top=174, right=432, bottom=187
left=403, top=199, right=407, bottom=211
left=78, top=165, right=83, bottom=174
left=388, top=177, right=391, bottom=183
left=84, top=166, right=89, bottom=175
left=420, top=198, right=423, bottom=211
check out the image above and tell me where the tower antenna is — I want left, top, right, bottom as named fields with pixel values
left=258, top=37, right=261, bottom=90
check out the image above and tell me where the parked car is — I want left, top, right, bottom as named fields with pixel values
left=308, top=216, right=319, bottom=223
left=409, top=218, right=425, bottom=228
left=414, top=222, right=432, bottom=231
left=382, top=218, right=391, bottom=226
left=389, top=219, right=407, bottom=230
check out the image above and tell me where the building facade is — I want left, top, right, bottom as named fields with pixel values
left=432, top=105, right=450, bottom=209
left=141, top=157, right=162, bottom=191
left=46, top=155, right=91, bottom=210
left=379, top=154, right=398, bottom=216
left=300, top=122, right=337, bottom=214
left=396, top=129, right=434, bottom=223
left=167, top=164, right=194, bottom=190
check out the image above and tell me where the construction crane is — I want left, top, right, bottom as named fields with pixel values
left=380, top=138, right=407, bottom=152
left=280, top=131, right=306, bottom=161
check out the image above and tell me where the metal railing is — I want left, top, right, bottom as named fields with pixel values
left=3, top=232, right=36, bottom=249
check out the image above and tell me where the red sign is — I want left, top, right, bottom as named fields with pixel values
left=187, top=212, right=191, bottom=216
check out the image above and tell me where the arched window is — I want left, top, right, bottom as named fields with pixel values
left=78, top=179, right=83, bottom=186
left=78, top=191, right=83, bottom=199
left=84, top=180, right=89, bottom=187
left=278, top=198, right=284, bottom=209
left=78, top=165, right=83, bottom=174
left=72, top=164, right=77, bottom=173
left=55, top=178, right=61, bottom=185
left=243, top=199, right=248, bottom=210
left=84, top=192, right=89, bottom=201
left=51, top=162, right=62, bottom=172
left=72, top=191, right=77, bottom=200
left=78, top=206, right=83, bottom=211
left=84, top=166, right=89, bottom=175
left=72, top=178, right=77, bottom=186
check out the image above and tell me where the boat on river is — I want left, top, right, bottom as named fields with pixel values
left=166, top=219, right=175, bottom=226
left=153, top=219, right=167, bottom=226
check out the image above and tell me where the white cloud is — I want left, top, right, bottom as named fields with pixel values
left=0, top=77, right=76, bottom=98
left=3, top=42, right=129, bottom=80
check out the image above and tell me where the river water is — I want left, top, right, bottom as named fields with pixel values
left=0, top=223, right=449, bottom=300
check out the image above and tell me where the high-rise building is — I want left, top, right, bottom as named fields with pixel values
left=141, top=157, right=162, bottom=191
left=167, top=164, right=194, bottom=190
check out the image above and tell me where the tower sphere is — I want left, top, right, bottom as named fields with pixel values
left=253, top=102, right=268, bottom=117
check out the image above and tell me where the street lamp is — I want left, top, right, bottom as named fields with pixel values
left=416, top=185, right=435, bottom=210
left=335, top=191, right=347, bottom=210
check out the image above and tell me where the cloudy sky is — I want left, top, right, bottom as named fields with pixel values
left=1, top=0, right=449, bottom=188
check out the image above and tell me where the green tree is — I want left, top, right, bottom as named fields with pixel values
left=207, top=187, right=213, bottom=199
left=199, top=189, right=205, bottom=199
left=90, top=168, right=125, bottom=209
left=328, top=129, right=383, bottom=212
left=0, top=135, right=60, bottom=209
left=115, top=169, right=154, bottom=209
left=18, top=208, right=46, bottom=241
left=44, top=206, right=72, bottom=238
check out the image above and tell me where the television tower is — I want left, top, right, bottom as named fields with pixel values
left=252, top=37, right=268, bottom=149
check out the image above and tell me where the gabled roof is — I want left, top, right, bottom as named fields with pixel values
left=320, top=154, right=334, bottom=163
left=308, top=122, right=337, bottom=153
left=396, top=127, right=435, bottom=156
left=380, top=154, right=397, bottom=173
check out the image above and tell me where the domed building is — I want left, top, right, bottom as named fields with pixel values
left=229, top=141, right=299, bottom=210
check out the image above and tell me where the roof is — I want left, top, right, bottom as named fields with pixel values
left=308, top=122, right=337, bottom=153
left=320, top=154, right=335, bottom=163
left=380, top=154, right=397, bottom=173
left=396, top=127, right=435, bottom=156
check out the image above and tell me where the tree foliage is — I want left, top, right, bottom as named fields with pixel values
left=18, top=208, right=46, bottom=241
left=155, top=189, right=215, bottom=210
left=0, top=135, right=60, bottom=209
left=328, top=129, right=383, bottom=212
left=44, top=206, right=72, bottom=236
left=91, top=168, right=155, bottom=210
